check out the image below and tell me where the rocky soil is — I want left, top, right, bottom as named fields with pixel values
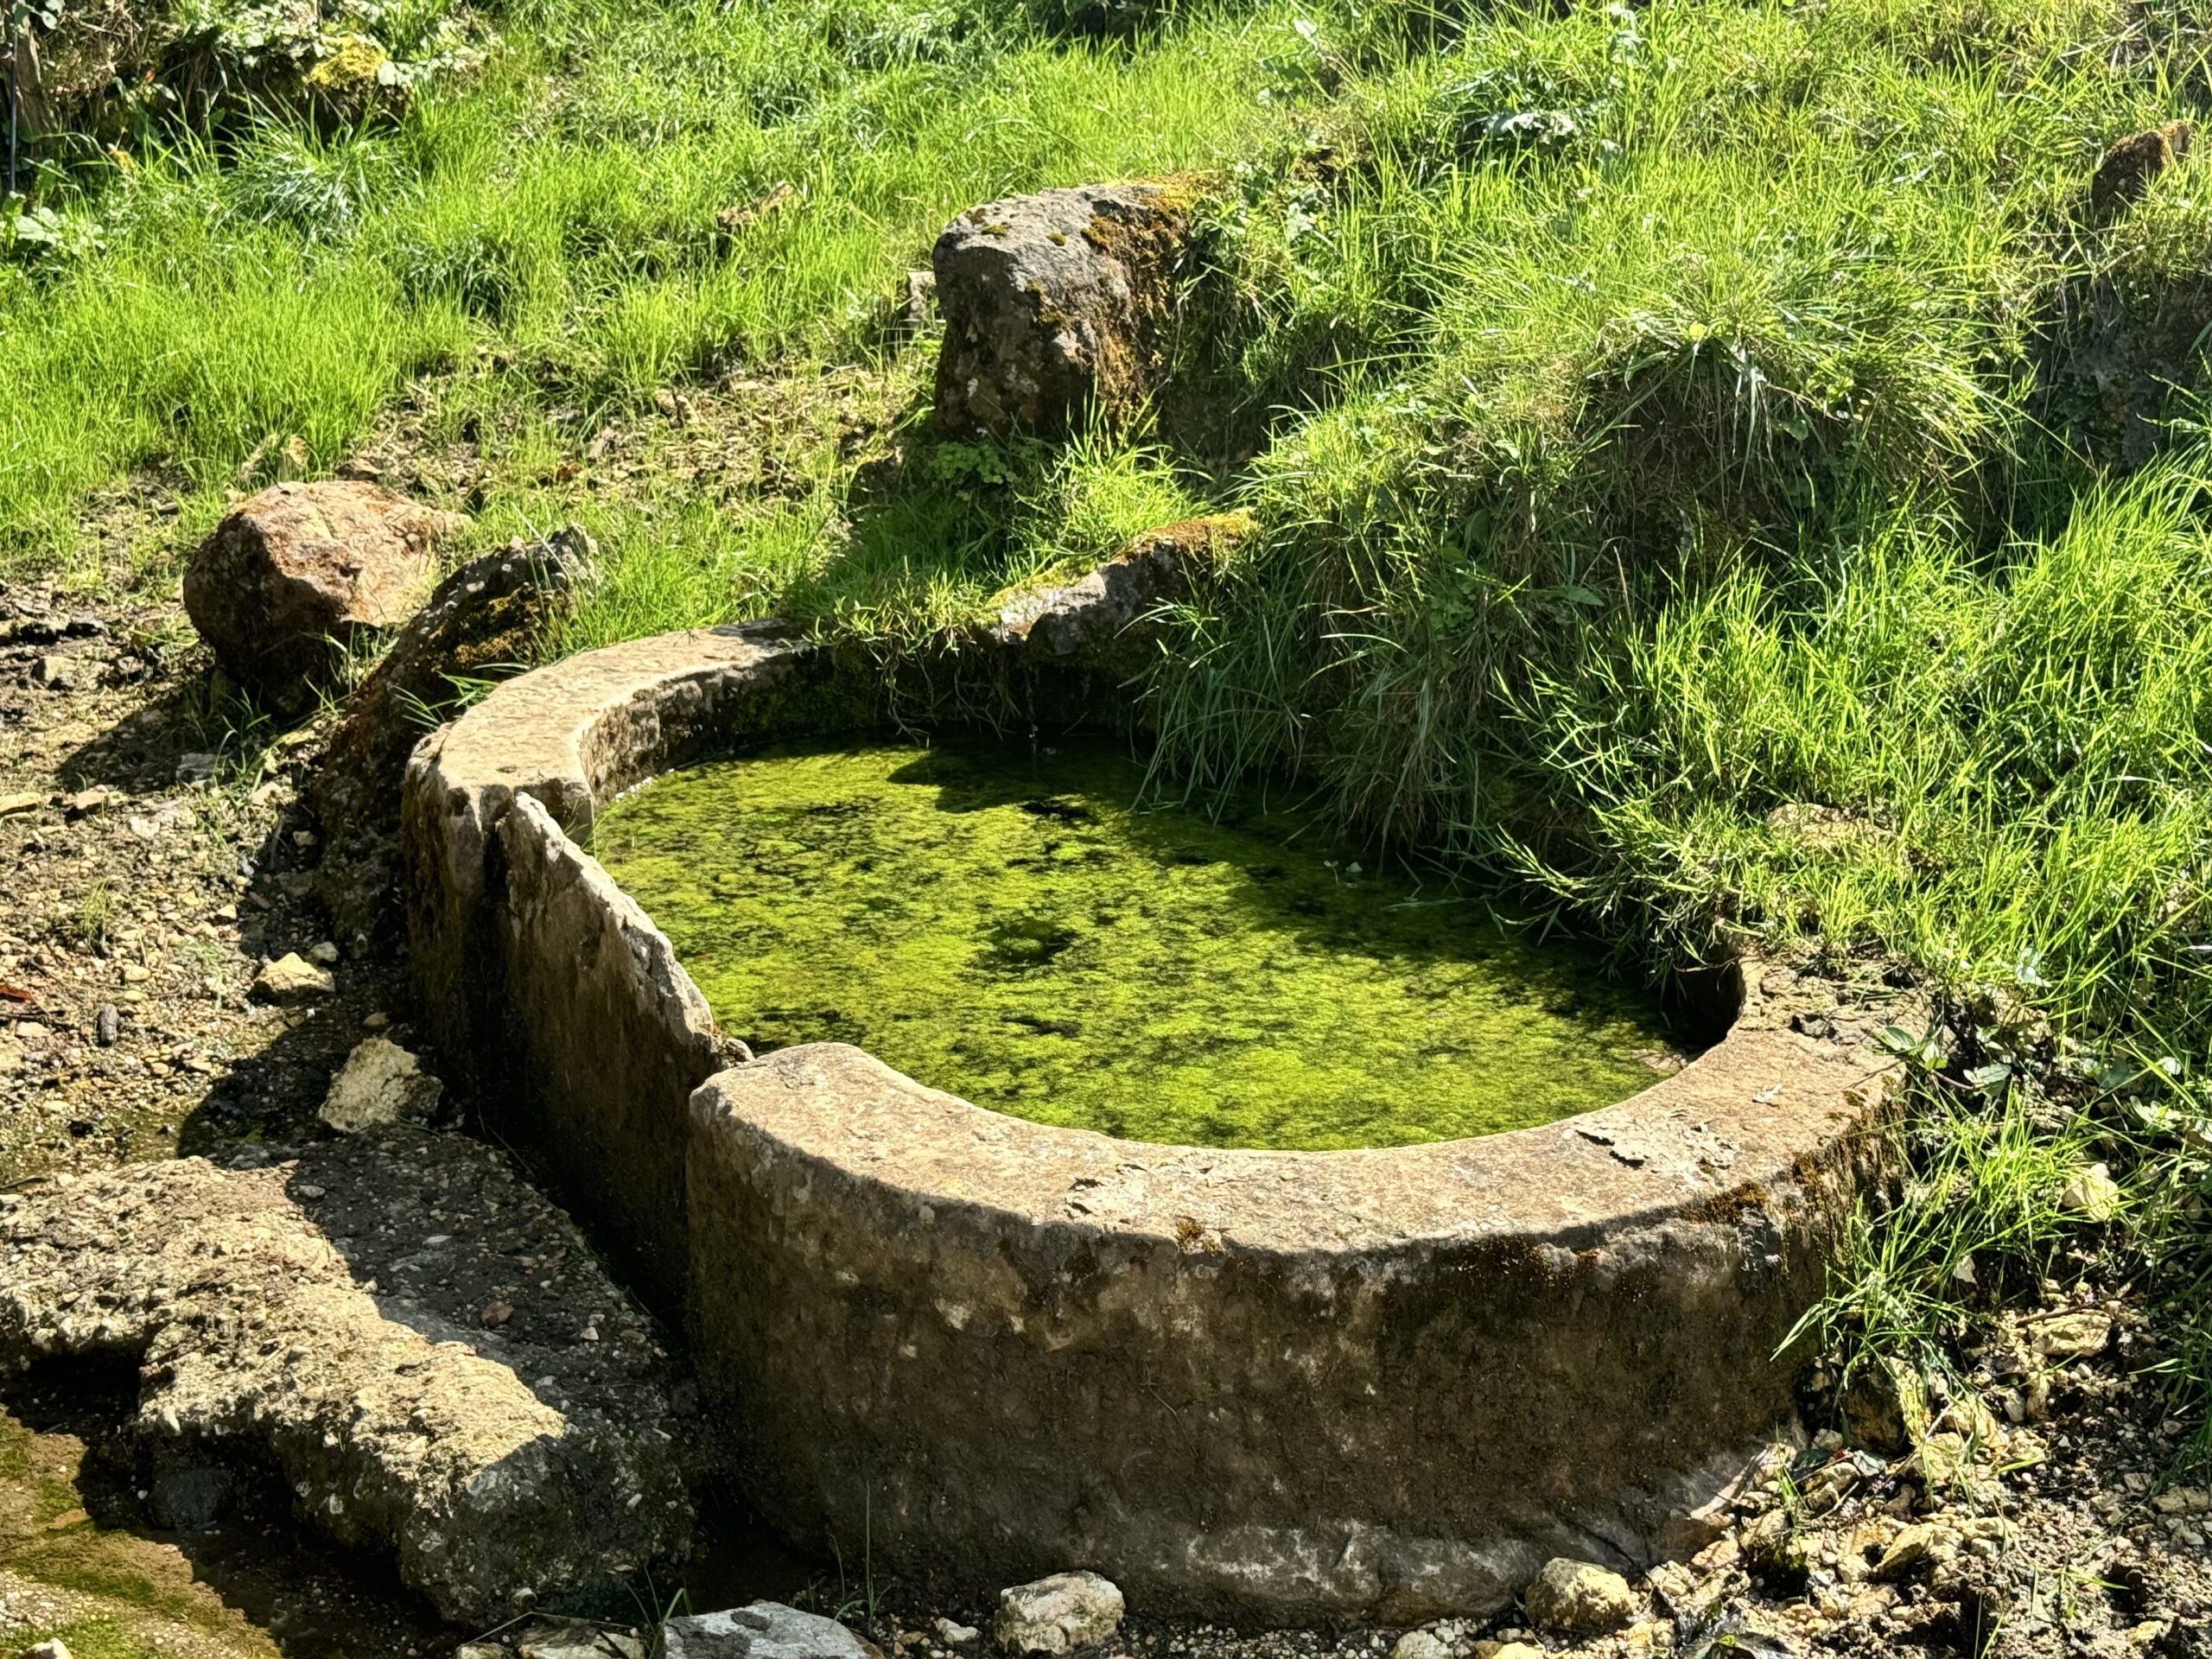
left=2, top=565, right=2210, bottom=1657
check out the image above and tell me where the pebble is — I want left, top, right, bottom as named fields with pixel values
left=308, top=939, right=340, bottom=965
left=94, top=1003, right=119, bottom=1046
left=23, top=1640, right=73, bottom=1659
left=1388, top=1634, right=1446, bottom=1659
left=252, top=951, right=334, bottom=1002
left=937, top=1619, right=982, bottom=1645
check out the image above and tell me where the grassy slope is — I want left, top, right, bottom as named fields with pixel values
left=10, top=0, right=2212, bottom=1402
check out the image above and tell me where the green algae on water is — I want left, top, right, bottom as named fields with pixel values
left=593, top=738, right=1681, bottom=1150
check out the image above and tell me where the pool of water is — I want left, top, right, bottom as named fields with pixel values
left=592, top=737, right=1681, bottom=1150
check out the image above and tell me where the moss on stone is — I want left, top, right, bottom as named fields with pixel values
left=594, top=736, right=1678, bottom=1149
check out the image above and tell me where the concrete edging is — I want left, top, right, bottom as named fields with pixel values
left=401, top=612, right=1909, bottom=1624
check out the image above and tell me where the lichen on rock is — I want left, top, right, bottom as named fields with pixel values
left=932, top=182, right=1194, bottom=438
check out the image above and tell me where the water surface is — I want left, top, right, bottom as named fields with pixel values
left=594, top=737, right=1678, bottom=1149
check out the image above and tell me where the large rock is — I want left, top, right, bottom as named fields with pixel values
left=181, top=480, right=465, bottom=710
left=993, top=1572, right=1124, bottom=1654
left=661, top=1602, right=884, bottom=1659
left=0, top=1148, right=690, bottom=1624
left=311, top=533, right=579, bottom=945
left=1522, top=1558, right=1638, bottom=1636
left=933, top=183, right=1189, bottom=437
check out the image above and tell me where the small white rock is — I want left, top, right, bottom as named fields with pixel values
left=308, top=939, right=340, bottom=964
left=2059, top=1161, right=2123, bottom=1222
left=321, top=1037, right=442, bottom=1132
left=1390, top=1633, right=1449, bottom=1659
left=663, top=1601, right=880, bottom=1659
left=23, top=1641, right=75, bottom=1659
left=995, top=1572, right=1123, bottom=1655
left=937, top=1621, right=982, bottom=1647
left=252, top=951, right=334, bottom=1002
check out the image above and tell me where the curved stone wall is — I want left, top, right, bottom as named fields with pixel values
left=401, top=603, right=1910, bottom=1624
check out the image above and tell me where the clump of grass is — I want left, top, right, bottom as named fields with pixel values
left=70, top=880, right=118, bottom=950
left=1790, top=1065, right=2101, bottom=1391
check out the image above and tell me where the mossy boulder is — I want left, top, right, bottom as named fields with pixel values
left=17, top=0, right=482, bottom=148
left=932, top=182, right=1193, bottom=438
left=310, top=532, right=579, bottom=947
left=984, top=512, right=1250, bottom=665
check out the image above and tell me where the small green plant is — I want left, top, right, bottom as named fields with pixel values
left=392, top=664, right=525, bottom=731
left=69, top=880, right=117, bottom=950
left=1787, top=1067, right=2099, bottom=1397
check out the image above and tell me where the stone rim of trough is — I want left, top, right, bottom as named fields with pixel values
left=402, top=612, right=1916, bottom=1622
left=409, top=615, right=1903, bottom=1240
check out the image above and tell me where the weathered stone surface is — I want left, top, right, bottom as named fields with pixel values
left=987, top=515, right=1248, bottom=665
left=661, top=1601, right=884, bottom=1659
left=401, top=623, right=861, bottom=1311
left=2091, top=121, right=2192, bottom=219
left=251, top=951, right=334, bottom=1002
left=933, top=183, right=1188, bottom=437
left=994, top=1572, right=1124, bottom=1654
left=320, top=1036, right=442, bottom=1131
left=1842, top=1355, right=1929, bottom=1455
left=513, top=1621, right=646, bottom=1659
left=0, top=1151, right=690, bottom=1624
left=312, top=535, right=579, bottom=945
left=1388, top=1633, right=1447, bottom=1659
left=1522, top=1560, right=1638, bottom=1635
left=2027, top=1307, right=2113, bottom=1360
left=181, top=480, right=465, bottom=709
left=404, top=612, right=1906, bottom=1624
left=689, top=973, right=1899, bottom=1623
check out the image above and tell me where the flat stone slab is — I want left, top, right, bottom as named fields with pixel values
left=0, top=1141, right=691, bottom=1624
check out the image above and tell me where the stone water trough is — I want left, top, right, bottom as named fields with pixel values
left=399, top=540, right=1910, bottom=1626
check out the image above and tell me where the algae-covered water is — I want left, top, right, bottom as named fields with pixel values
left=593, top=738, right=1681, bottom=1149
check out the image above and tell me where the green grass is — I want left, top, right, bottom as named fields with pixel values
left=14, top=0, right=2212, bottom=1418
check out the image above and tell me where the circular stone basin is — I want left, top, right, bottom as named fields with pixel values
left=404, top=620, right=1912, bottom=1628
left=593, top=736, right=1680, bottom=1149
